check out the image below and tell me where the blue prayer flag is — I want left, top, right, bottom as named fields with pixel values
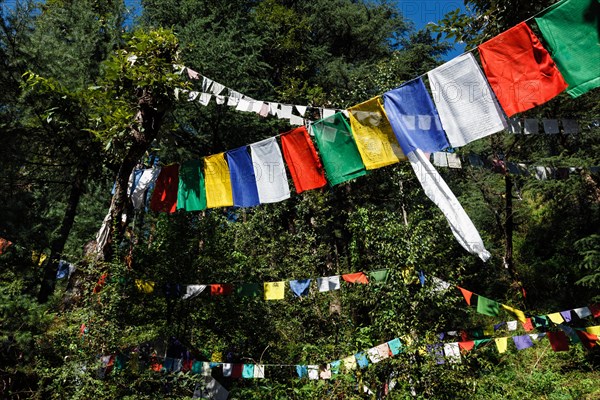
left=289, top=279, right=311, bottom=297
left=387, top=338, right=403, bottom=356
left=296, top=365, right=308, bottom=378
left=355, top=352, right=369, bottom=369
left=383, top=78, right=450, bottom=154
left=226, top=147, right=260, bottom=208
left=242, top=363, right=255, bottom=378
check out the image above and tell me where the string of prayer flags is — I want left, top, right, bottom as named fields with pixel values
left=280, top=126, right=327, bottom=193
left=428, top=53, right=507, bottom=148
left=347, top=97, right=406, bottom=169
left=382, top=77, right=450, bottom=154
left=264, top=281, right=285, bottom=300
left=407, top=149, right=491, bottom=261
left=149, top=164, right=179, bottom=213
left=311, top=113, right=367, bottom=185
left=317, top=275, right=341, bottom=292
left=342, top=272, right=369, bottom=284
left=177, top=160, right=207, bottom=212
left=250, top=138, right=291, bottom=204
left=226, top=147, right=260, bottom=208
left=478, top=22, right=567, bottom=116
left=131, top=167, right=161, bottom=209
left=204, top=153, right=234, bottom=208
left=477, top=296, right=500, bottom=317
left=289, top=279, right=311, bottom=297
left=535, top=0, right=600, bottom=97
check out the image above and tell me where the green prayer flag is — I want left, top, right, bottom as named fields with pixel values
left=535, top=0, right=600, bottom=97
left=236, top=283, right=261, bottom=297
left=191, top=361, right=202, bottom=374
left=471, top=329, right=485, bottom=339
left=177, top=160, right=207, bottom=211
left=477, top=295, right=500, bottom=317
left=312, top=112, right=367, bottom=186
left=474, top=339, right=491, bottom=348
left=369, top=269, right=389, bottom=284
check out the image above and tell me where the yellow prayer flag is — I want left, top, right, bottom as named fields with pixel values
left=586, top=326, right=600, bottom=336
left=342, top=355, right=356, bottom=371
left=495, top=337, right=508, bottom=353
left=264, top=281, right=285, bottom=300
left=211, top=352, right=223, bottom=362
left=483, top=326, right=494, bottom=337
left=135, top=279, right=155, bottom=294
left=204, top=153, right=233, bottom=208
left=547, top=312, right=564, bottom=325
left=501, top=304, right=527, bottom=324
left=348, top=97, right=405, bottom=170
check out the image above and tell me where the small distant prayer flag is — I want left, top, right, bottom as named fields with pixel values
left=296, top=365, right=308, bottom=378
left=355, top=352, right=369, bottom=369
left=521, top=318, right=534, bottom=332
left=387, top=338, right=403, bottom=356
left=458, top=341, right=475, bottom=352
left=289, top=279, right=311, bottom=297
left=443, top=342, right=461, bottom=363
left=342, top=355, right=357, bottom=371
left=512, top=335, right=534, bottom=350
left=242, top=364, right=254, bottom=379
left=236, top=283, right=261, bottom=297
left=458, top=287, right=474, bottom=306
left=575, top=330, right=599, bottom=350
left=494, top=337, right=508, bottom=354
left=317, top=275, right=341, bottom=292
left=210, top=284, right=233, bottom=296
left=342, top=272, right=369, bottom=284
left=368, top=269, right=389, bottom=284
left=264, top=281, right=285, bottom=300
left=547, top=312, right=565, bottom=325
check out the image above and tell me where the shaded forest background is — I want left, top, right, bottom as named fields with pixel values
left=0, top=0, right=599, bottom=398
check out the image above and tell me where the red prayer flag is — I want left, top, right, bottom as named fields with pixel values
left=478, top=22, right=567, bottom=117
left=460, top=330, right=469, bottom=342
left=342, top=272, right=369, bottom=284
left=231, top=363, right=243, bottom=379
left=210, top=284, right=233, bottom=296
left=93, top=273, right=108, bottom=294
left=521, top=318, right=534, bottom=332
left=458, top=341, right=475, bottom=352
left=0, top=237, right=13, bottom=255
left=458, top=287, right=473, bottom=306
left=150, top=164, right=179, bottom=213
left=280, top=126, right=327, bottom=193
left=575, top=331, right=599, bottom=350
left=589, top=304, right=600, bottom=318
left=546, top=331, right=570, bottom=352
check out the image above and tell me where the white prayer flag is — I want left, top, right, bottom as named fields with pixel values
left=443, top=342, right=461, bottom=363
left=202, top=77, right=213, bottom=93
left=432, top=152, right=448, bottom=167
left=289, top=115, right=304, bottom=126
left=573, top=307, right=591, bottom=319
left=227, top=96, right=239, bottom=106
left=182, top=285, right=207, bottom=300
left=250, top=137, right=291, bottom=203
left=277, top=104, right=293, bottom=119
left=446, top=153, right=462, bottom=169
left=308, top=365, right=319, bottom=380
left=215, top=95, right=226, bottom=105
left=198, top=93, right=211, bottom=106
left=211, top=82, right=225, bottom=96
left=408, top=149, right=491, bottom=261
left=131, top=167, right=161, bottom=209
left=507, top=321, right=518, bottom=331
left=428, top=53, right=507, bottom=147
left=254, top=364, right=265, bottom=379
left=222, top=363, right=232, bottom=377
left=323, top=108, right=336, bottom=119
left=295, top=105, right=307, bottom=116
left=317, top=276, right=341, bottom=292
left=236, top=98, right=252, bottom=112
left=188, top=91, right=199, bottom=101
left=431, top=277, right=451, bottom=292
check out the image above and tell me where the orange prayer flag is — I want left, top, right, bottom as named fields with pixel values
left=458, top=287, right=473, bottom=306
left=521, top=318, right=534, bottom=332
left=458, top=341, right=475, bottom=352
left=342, top=272, right=369, bottom=284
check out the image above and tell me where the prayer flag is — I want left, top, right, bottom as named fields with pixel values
left=289, top=279, right=311, bottom=297
left=236, top=283, right=261, bottom=297
left=177, top=160, right=207, bottom=211
left=502, top=304, right=527, bottom=324
left=587, top=326, right=600, bottom=336
left=507, top=321, right=518, bottom=331
left=458, top=287, right=474, bottom=305
left=330, top=360, right=341, bottom=375
left=226, top=147, right=260, bottom=208
left=280, top=126, right=327, bottom=193
left=254, top=364, right=265, bottom=379
left=535, top=0, right=600, bottom=97
left=575, top=331, right=599, bottom=350
left=533, top=315, right=550, bottom=330
left=149, top=164, right=179, bottom=213
left=474, top=339, right=491, bottom=348
left=342, top=272, right=369, bottom=284
left=210, top=284, right=233, bottom=296
left=513, top=335, right=534, bottom=350
left=560, top=310, right=573, bottom=323
left=342, top=355, right=357, bottom=371
left=231, top=364, right=243, bottom=379
left=387, top=338, right=403, bottom=356
left=367, top=346, right=385, bottom=363
left=522, top=318, right=534, bottom=332
left=431, top=277, right=451, bottom=292
left=547, top=312, right=564, bottom=325
left=264, top=281, right=285, bottom=300
left=296, top=365, right=308, bottom=378
left=204, top=153, right=233, bottom=208
left=368, top=269, right=389, bottom=284
left=307, top=365, right=319, bottom=380
left=319, top=365, right=332, bottom=380
left=494, top=337, right=508, bottom=353
left=131, top=167, right=161, bottom=209
left=347, top=97, right=405, bottom=169
left=589, top=304, right=600, bottom=318
left=443, top=342, right=461, bottom=363
left=135, top=279, right=155, bottom=294
left=458, top=341, right=475, bottom=352
left=408, top=149, right=491, bottom=261
left=427, top=53, right=507, bottom=148
left=317, top=275, right=341, bottom=292
left=477, top=296, right=500, bottom=317
left=223, top=363, right=232, bottom=377
left=427, top=344, right=445, bottom=364
left=478, top=22, right=567, bottom=116
left=547, top=331, right=570, bottom=352
left=182, top=285, right=207, bottom=300
left=250, top=138, right=291, bottom=203
left=242, top=364, right=254, bottom=378
left=573, top=307, right=592, bottom=319
left=312, top=113, right=367, bottom=185
left=0, top=237, right=13, bottom=255
left=383, top=77, right=450, bottom=154
left=355, top=352, right=369, bottom=369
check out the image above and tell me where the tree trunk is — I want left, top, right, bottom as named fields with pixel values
left=96, top=101, right=165, bottom=259
left=38, top=165, right=86, bottom=303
